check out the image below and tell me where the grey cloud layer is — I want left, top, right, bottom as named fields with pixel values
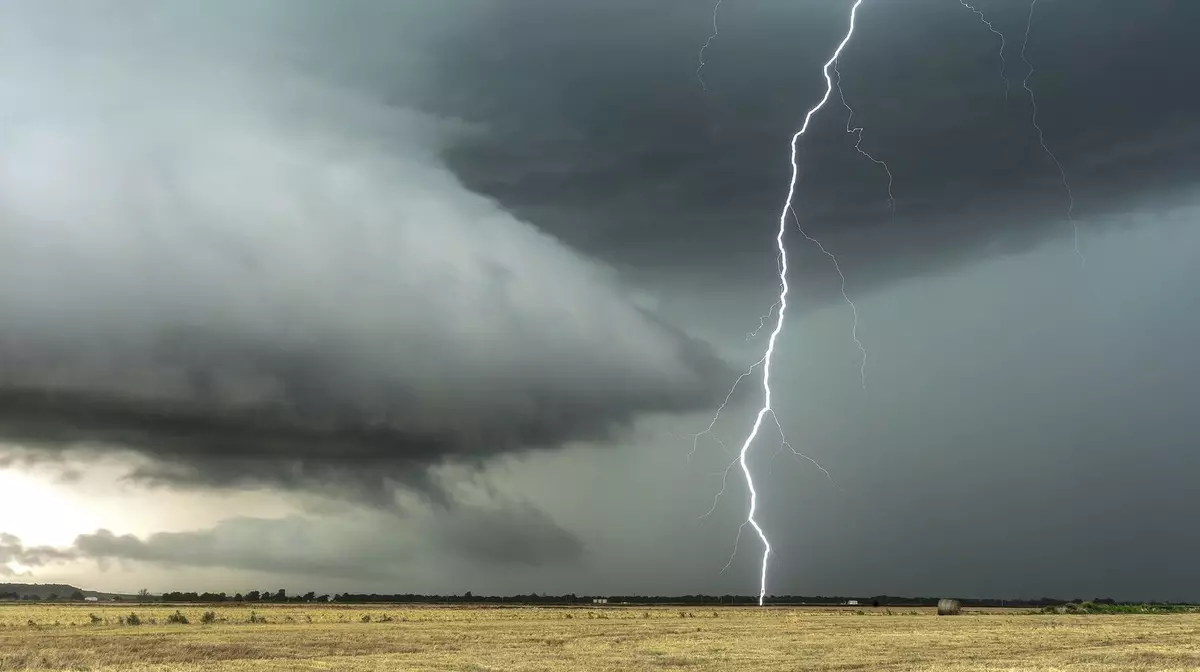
left=0, top=2, right=729, bottom=497
left=0, top=534, right=77, bottom=577
left=3, top=496, right=582, bottom=580
left=3, top=0, right=1199, bottom=603
left=432, top=0, right=1200, bottom=298
left=5, top=210, right=1199, bottom=600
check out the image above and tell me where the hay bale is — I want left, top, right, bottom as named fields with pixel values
left=937, top=599, right=961, bottom=616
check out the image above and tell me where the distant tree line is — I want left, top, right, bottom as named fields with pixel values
left=0, top=590, right=86, bottom=601
left=129, top=590, right=1194, bottom=608
left=4, top=587, right=1193, bottom=608
left=158, top=589, right=329, bottom=603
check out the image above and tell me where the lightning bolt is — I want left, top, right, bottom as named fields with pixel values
left=792, top=208, right=867, bottom=389
left=699, top=409, right=837, bottom=523
left=686, top=0, right=1077, bottom=607
left=745, top=302, right=780, bottom=342
left=822, top=54, right=888, bottom=390
left=700, top=410, right=835, bottom=583
left=696, top=0, right=723, bottom=92
left=834, top=59, right=894, bottom=217
left=684, top=360, right=760, bottom=466
left=715, top=0, right=865, bottom=607
left=1020, top=0, right=1083, bottom=267
left=958, top=0, right=1010, bottom=103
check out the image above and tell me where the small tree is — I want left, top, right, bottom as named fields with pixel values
left=137, top=589, right=151, bottom=599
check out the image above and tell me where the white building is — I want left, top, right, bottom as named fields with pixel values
left=84, top=596, right=99, bottom=602
left=846, top=600, right=859, bottom=606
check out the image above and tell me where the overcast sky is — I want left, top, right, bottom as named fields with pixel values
left=2, top=0, right=1199, bottom=602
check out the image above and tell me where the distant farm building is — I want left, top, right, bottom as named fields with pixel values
left=846, top=600, right=859, bottom=606
left=84, top=596, right=99, bottom=602
left=592, top=598, right=608, bottom=604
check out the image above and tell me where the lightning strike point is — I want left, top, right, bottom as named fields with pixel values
left=711, top=0, right=865, bottom=607
left=1020, top=0, right=1084, bottom=268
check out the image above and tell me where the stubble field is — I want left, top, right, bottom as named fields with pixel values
left=2, top=603, right=1199, bottom=671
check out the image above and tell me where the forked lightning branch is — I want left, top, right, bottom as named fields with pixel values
left=695, top=0, right=1077, bottom=605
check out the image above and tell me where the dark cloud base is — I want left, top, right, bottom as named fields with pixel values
left=1, top=499, right=583, bottom=579
left=0, top=333, right=729, bottom=503
left=435, top=0, right=1200, bottom=301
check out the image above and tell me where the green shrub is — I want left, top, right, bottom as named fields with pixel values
left=166, top=610, right=189, bottom=625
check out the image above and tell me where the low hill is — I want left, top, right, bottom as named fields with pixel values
left=0, top=583, right=139, bottom=601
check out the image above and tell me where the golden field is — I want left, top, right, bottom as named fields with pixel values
left=2, top=603, right=1199, bottom=671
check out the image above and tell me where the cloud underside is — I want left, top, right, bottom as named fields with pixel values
left=2, top=498, right=584, bottom=579
left=0, top=341, right=722, bottom=503
left=0, top=2, right=729, bottom=501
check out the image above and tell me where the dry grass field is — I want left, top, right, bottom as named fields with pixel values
left=2, top=603, right=1199, bottom=671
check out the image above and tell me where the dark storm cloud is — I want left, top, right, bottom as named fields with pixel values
left=4, top=0, right=1200, bottom=604
left=70, top=521, right=414, bottom=579
left=25, top=498, right=581, bottom=578
left=0, top=1, right=731, bottom=499
left=741, top=210, right=1200, bottom=601
left=426, top=0, right=1200, bottom=296
left=0, top=324, right=723, bottom=504
left=5, top=0, right=1192, bottom=499
left=433, top=501, right=584, bottom=567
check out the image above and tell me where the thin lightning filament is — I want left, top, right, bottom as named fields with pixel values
left=733, top=0, right=865, bottom=606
